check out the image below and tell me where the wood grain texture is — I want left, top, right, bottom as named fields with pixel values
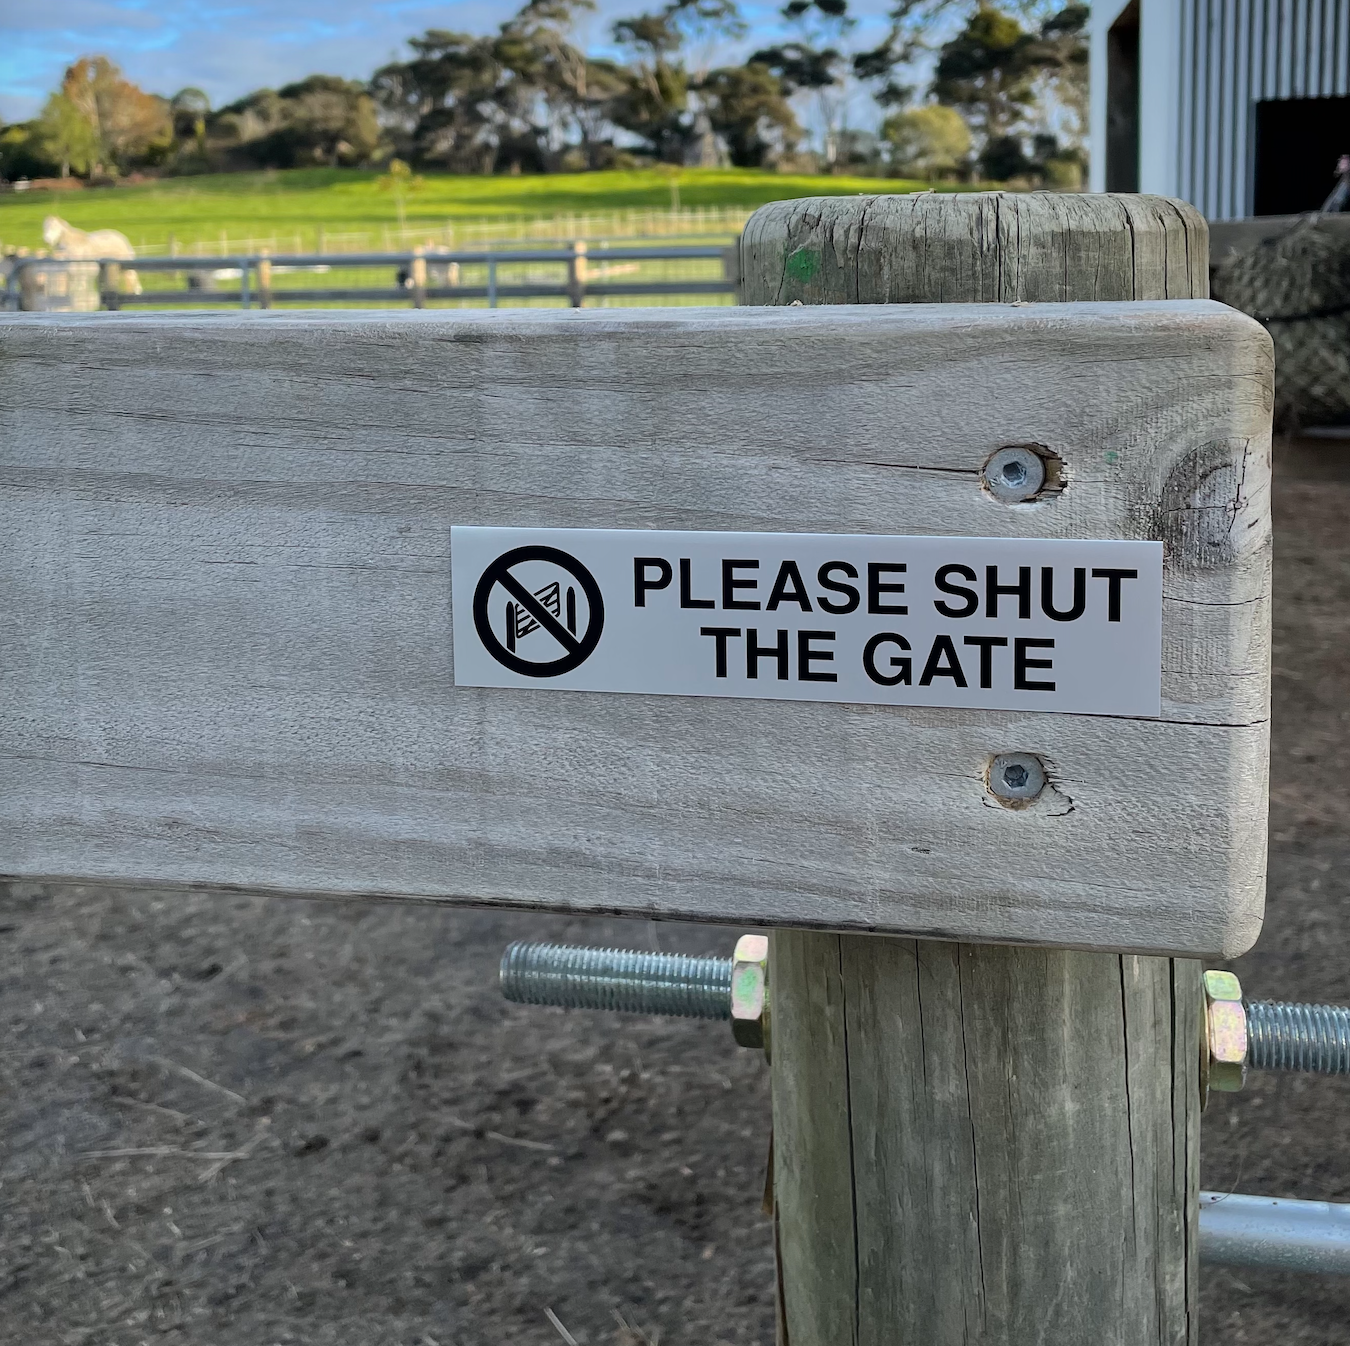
left=0, top=298, right=1269, bottom=957
left=771, top=931, right=1200, bottom=1346
left=754, top=194, right=1222, bottom=1346
left=741, top=191, right=1208, bottom=306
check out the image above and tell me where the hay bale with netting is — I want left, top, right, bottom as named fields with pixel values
left=1211, top=216, right=1350, bottom=430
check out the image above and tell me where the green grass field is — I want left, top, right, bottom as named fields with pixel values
left=0, top=166, right=955, bottom=253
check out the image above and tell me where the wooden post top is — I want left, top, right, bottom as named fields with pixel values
left=741, top=191, right=1208, bottom=306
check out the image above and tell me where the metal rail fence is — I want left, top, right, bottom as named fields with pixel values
left=117, top=204, right=754, bottom=256
left=2, top=243, right=740, bottom=313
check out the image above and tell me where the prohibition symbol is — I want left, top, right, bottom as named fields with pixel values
left=472, top=545, right=605, bottom=677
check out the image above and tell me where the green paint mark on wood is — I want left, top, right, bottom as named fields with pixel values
left=785, top=247, right=821, bottom=283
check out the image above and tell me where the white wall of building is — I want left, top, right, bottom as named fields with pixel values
left=1088, top=0, right=1126, bottom=193
left=1141, top=0, right=1185, bottom=197
left=1090, top=0, right=1350, bottom=218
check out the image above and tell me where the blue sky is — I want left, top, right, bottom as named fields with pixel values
left=1, top=0, right=901, bottom=125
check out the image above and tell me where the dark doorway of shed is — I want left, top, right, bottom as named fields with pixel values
left=1255, top=96, right=1350, bottom=214
left=1105, top=0, right=1140, bottom=193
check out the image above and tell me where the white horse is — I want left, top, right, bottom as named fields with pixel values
left=42, top=216, right=142, bottom=294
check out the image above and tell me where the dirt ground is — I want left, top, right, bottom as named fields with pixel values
left=4, top=436, right=1350, bottom=1346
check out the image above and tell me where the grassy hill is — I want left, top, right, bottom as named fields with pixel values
left=0, top=166, right=960, bottom=253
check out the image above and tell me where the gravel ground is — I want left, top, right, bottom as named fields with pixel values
left=2, top=437, right=1348, bottom=1345
left=1200, top=441, right=1350, bottom=1344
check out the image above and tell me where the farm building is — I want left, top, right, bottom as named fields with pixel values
left=1089, top=0, right=1350, bottom=218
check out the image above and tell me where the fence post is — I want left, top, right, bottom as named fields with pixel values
left=98, top=261, right=122, bottom=312
left=411, top=246, right=428, bottom=310
left=487, top=257, right=498, bottom=309
left=740, top=192, right=1209, bottom=1346
left=721, top=244, right=741, bottom=305
left=567, top=240, right=588, bottom=308
left=257, top=250, right=272, bottom=310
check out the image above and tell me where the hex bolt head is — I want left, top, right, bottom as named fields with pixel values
left=730, top=933, right=769, bottom=1051
left=1204, top=969, right=1248, bottom=1099
left=983, top=446, right=1047, bottom=503
left=987, top=753, right=1047, bottom=805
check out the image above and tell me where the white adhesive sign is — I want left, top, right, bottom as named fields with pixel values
left=451, top=527, right=1163, bottom=717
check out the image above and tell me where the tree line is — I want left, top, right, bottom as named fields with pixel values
left=0, top=0, right=1086, bottom=186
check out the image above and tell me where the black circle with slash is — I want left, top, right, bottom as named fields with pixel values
left=472, top=545, right=605, bottom=677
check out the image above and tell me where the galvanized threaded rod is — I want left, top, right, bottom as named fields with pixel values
left=500, top=942, right=731, bottom=1019
left=1248, top=1000, right=1350, bottom=1074
left=501, top=944, right=1350, bottom=1075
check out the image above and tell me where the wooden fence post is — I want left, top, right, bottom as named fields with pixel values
left=567, top=240, right=588, bottom=307
left=257, top=250, right=272, bottom=310
left=98, top=261, right=122, bottom=312
left=740, top=192, right=1209, bottom=1346
left=411, top=246, right=428, bottom=310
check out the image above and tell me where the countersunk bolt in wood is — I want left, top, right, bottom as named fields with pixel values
left=987, top=753, right=1047, bottom=805
left=500, top=939, right=768, bottom=1049
left=982, top=446, right=1046, bottom=502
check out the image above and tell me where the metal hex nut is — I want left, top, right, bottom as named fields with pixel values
left=730, top=934, right=769, bottom=1050
left=1205, top=969, right=1248, bottom=1094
